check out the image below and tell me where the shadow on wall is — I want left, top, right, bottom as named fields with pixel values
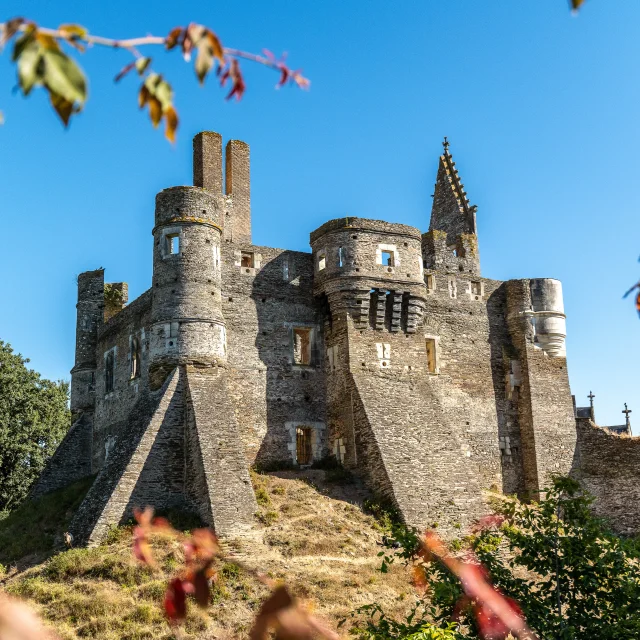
left=249, top=250, right=326, bottom=468
left=486, top=284, right=527, bottom=497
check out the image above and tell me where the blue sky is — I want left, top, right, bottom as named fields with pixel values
left=0, top=1, right=637, bottom=426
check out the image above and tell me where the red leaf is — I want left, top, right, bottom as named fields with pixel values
left=164, top=578, right=187, bottom=624
left=221, top=59, right=245, bottom=101
left=192, top=568, right=210, bottom=608
left=474, top=597, right=523, bottom=640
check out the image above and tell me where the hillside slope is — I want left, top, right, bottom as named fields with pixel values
left=0, top=469, right=413, bottom=639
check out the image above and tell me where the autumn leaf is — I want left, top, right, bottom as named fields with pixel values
left=0, top=592, right=60, bottom=640
left=192, top=567, right=211, bottom=608
left=12, top=30, right=87, bottom=126
left=164, top=105, right=178, bottom=143
left=220, top=58, right=245, bottom=100
left=58, top=23, right=87, bottom=51
left=49, top=92, right=75, bottom=126
left=188, top=24, right=225, bottom=84
left=165, top=26, right=184, bottom=50
left=137, top=74, right=178, bottom=142
left=164, top=578, right=187, bottom=624
left=249, top=586, right=340, bottom=640
left=0, top=16, right=27, bottom=49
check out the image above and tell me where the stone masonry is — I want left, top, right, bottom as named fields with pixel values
left=32, top=132, right=639, bottom=541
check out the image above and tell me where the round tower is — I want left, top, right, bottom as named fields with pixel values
left=310, top=217, right=426, bottom=332
left=70, top=269, right=104, bottom=417
left=310, top=217, right=424, bottom=290
left=529, top=278, right=567, bottom=357
left=149, top=186, right=225, bottom=388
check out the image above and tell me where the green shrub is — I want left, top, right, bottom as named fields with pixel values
left=0, top=475, right=94, bottom=564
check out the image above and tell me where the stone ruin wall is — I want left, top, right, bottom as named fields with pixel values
left=32, top=130, right=640, bottom=542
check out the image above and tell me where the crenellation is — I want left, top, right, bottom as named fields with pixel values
left=35, top=132, right=640, bottom=542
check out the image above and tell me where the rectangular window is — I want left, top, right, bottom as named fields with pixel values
left=425, top=338, right=437, bottom=374
left=212, top=245, right=220, bottom=268
left=471, top=281, right=482, bottom=296
left=381, top=250, right=394, bottom=267
left=426, top=274, right=435, bottom=290
left=296, top=426, right=312, bottom=465
left=338, top=247, right=344, bottom=268
left=167, top=234, right=180, bottom=255
left=293, top=327, right=312, bottom=365
left=241, top=251, right=254, bottom=268
left=105, top=350, right=115, bottom=393
left=130, top=336, right=141, bottom=379
left=318, top=252, right=326, bottom=271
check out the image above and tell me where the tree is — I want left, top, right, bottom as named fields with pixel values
left=358, top=477, right=640, bottom=639
left=0, top=18, right=309, bottom=142
left=0, top=341, right=70, bottom=512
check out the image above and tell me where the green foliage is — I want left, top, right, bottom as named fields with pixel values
left=0, top=341, right=71, bottom=512
left=366, top=476, right=640, bottom=639
left=103, top=282, right=124, bottom=307
left=472, top=477, right=640, bottom=639
left=254, top=485, right=271, bottom=507
left=0, top=475, right=93, bottom=563
left=12, top=26, right=87, bottom=125
left=343, top=603, right=463, bottom=639
left=363, top=497, right=403, bottom=534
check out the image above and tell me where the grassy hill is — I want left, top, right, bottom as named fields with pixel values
left=0, top=469, right=414, bottom=639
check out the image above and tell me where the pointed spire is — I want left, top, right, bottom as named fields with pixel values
left=429, top=137, right=477, bottom=244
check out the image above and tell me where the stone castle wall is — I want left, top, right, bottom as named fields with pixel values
left=33, top=131, right=639, bottom=542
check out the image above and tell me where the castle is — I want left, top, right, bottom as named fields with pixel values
left=34, top=132, right=640, bottom=544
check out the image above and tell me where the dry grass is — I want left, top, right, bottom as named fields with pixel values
left=1, top=469, right=414, bottom=639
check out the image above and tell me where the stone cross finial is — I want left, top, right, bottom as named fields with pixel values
left=443, top=136, right=450, bottom=153
left=588, top=390, right=595, bottom=407
left=623, top=403, right=632, bottom=427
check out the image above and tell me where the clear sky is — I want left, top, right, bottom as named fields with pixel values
left=0, top=1, right=638, bottom=427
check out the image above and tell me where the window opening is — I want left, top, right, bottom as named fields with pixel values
left=296, top=426, right=312, bottom=465
left=293, top=327, right=312, bottom=365
left=167, top=234, right=180, bottom=255
left=425, top=338, right=437, bottom=374
left=338, top=247, right=344, bottom=268
left=381, top=250, right=394, bottom=267
left=318, top=253, right=326, bottom=271
left=130, top=336, right=141, bottom=379
left=426, top=274, right=435, bottom=290
left=241, top=252, right=254, bottom=268
left=105, top=351, right=115, bottom=393
left=471, top=281, right=482, bottom=296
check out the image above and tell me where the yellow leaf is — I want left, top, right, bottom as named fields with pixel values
left=48, top=91, right=74, bottom=126
left=206, top=30, right=224, bottom=65
left=148, top=96, right=162, bottom=127
left=164, top=105, right=178, bottom=143
left=35, top=32, right=60, bottom=51
left=138, top=84, right=150, bottom=108
left=58, top=23, right=87, bottom=38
